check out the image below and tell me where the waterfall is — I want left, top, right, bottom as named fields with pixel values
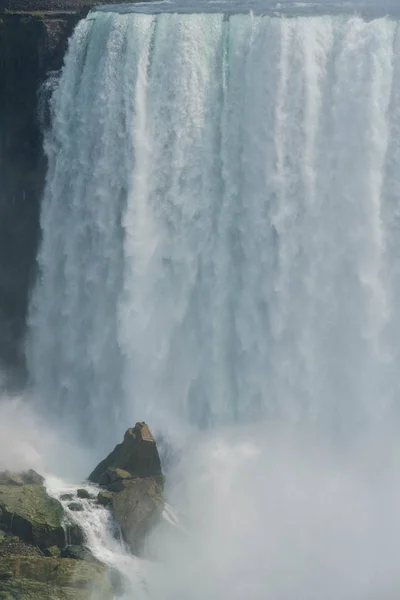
left=27, top=10, right=400, bottom=442
left=23, top=7, right=400, bottom=599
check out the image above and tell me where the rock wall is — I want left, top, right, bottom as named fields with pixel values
left=0, top=0, right=85, bottom=10
left=0, top=0, right=144, bottom=387
left=0, top=11, right=80, bottom=385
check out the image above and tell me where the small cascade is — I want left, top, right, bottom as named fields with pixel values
left=162, top=503, right=182, bottom=528
left=46, top=478, right=150, bottom=599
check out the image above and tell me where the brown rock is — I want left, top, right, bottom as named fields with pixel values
left=88, top=422, right=162, bottom=485
left=111, top=477, right=164, bottom=555
left=88, top=423, right=164, bottom=555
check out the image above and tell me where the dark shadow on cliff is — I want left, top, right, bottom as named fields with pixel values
left=0, top=12, right=80, bottom=387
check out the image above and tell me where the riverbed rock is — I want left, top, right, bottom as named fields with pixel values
left=0, top=473, right=64, bottom=549
left=89, top=422, right=162, bottom=484
left=68, top=502, right=84, bottom=512
left=77, top=488, right=92, bottom=499
left=60, top=493, right=74, bottom=502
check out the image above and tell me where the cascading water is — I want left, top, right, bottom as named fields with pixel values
left=25, top=6, right=400, bottom=598
left=45, top=478, right=151, bottom=598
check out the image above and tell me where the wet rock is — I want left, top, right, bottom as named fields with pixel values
left=106, top=469, right=135, bottom=492
left=67, top=502, right=84, bottom=512
left=43, top=545, right=61, bottom=558
left=112, top=477, right=164, bottom=555
left=101, top=468, right=132, bottom=492
left=0, top=474, right=64, bottom=549
left=64, top=521, right=84, bottom=546
left=97, top=491, right=113, bottom=506
left=89, top=422, right=162, bottom=485
left=60, top=493, right=74, bottom=502
left=61, top=545, right=96, bottom=561
left=76, top=489, right=92, bottom=499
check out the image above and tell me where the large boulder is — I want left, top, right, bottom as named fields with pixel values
left=89, top=422, right=162, bottom=484
left=0, top=471, right=65, bottom=549
left=89, top=423, right=164, bottom=555
left=112, top=477, right=164, bottom=555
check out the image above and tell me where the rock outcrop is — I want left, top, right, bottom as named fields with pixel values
left=89, top=422, right=164, bottom=554
left=89, top=422, right=163, bottom=484
left=0, top=470, right=64, bottom=549
left=0, top=423, right=164, bottom=596
left=0, top=470, right=114, bottom=598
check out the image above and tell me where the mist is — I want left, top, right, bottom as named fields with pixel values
left=0, top=393, right=98, bottom=480
left=2, top=391, right=400, bottom=600
left=144, top=425, right=400, bottom=600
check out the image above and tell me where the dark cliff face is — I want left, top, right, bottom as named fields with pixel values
left=0, top=13, right=80, bottom=386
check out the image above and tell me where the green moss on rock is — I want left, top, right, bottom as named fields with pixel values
left=0, top=479, right=64, bottom=549
left=0, top=556, right=113, bottom=599
left=43, top=545, right=61, bottom=558
left=97, top=491, right=113, bottom=506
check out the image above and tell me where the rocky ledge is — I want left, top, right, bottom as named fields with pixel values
left=0, top=422, right=164, bottom=599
